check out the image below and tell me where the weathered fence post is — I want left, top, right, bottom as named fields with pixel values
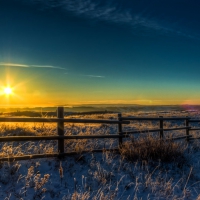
left=159, top=116, right=163, bottom=139
left=185, top=116, right=190, bottom=142
left=118, top=113, right=123, bottom=147
left=57, top=107, right=65, bottom=154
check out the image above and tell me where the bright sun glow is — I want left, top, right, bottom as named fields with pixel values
left=4, top=87, right=12, bottom=95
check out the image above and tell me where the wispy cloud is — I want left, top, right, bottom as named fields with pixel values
left=30, top=65, right=66, bottom=70
left=28, top=0, right=157, bottom=29
left=64, top=72, right=105, bottom=78
left=0, top=63, right=29, bottom=68
left=27, top=0, right=200, bottom=39
left=80, top=74, right=105, bottom=78
left=0, top=63, right=66, bottom=70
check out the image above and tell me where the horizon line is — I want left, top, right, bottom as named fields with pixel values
left=0, top=104, right=199, bottom=108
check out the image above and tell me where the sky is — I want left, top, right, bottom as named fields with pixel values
left=0, top=0, right=200, bottom=106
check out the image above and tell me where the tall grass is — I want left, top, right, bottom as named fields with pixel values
left=120, top=136, right=187, bottom=164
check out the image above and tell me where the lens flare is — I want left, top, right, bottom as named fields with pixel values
left=4, top=87, right=12, bottom=95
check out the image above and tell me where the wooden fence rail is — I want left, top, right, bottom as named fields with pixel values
left=0, top=107, right=199, bottom=161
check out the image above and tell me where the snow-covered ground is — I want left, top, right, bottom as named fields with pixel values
left=0, top=110, right=200, bottom=199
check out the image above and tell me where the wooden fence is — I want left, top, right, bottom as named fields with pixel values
left=0, top=107, right=200, bottom=161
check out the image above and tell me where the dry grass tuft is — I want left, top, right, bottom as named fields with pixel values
left=120, top=135, right=187, bottom=164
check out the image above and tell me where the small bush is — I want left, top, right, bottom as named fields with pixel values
left=120, top=135, right=187, bottom=163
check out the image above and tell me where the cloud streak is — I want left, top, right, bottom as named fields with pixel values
left=64, top=73, right=105, bottom=78
left=0, top=63, right=66, bottom=70
left=26, top=0, right=200, bottom=40
left=80, top=74, right=105, bottom=78
left=28, top=0, right=159, bottom=29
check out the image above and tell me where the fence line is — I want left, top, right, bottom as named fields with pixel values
left=0, top=118, right=129, bottom=124
left=0, top=107, right=199, bottom=161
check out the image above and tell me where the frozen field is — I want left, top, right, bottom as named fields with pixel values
left=0, top=110, right=200, bottom=199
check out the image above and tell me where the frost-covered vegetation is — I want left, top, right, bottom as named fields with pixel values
left=0, top=110, right=200, bottom=199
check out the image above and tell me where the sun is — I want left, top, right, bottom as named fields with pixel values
left=4, top=87, right=12, bottom=95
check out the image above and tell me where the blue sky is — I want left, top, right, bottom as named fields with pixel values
left=0, top=0, right=200, bottom=106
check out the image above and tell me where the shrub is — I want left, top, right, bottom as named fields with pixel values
left=119, top=135, right=187, bottom=164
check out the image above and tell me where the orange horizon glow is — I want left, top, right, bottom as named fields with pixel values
left=0, top=88, right=200, bottom=107
left=0, top=100, right=200, bottom=108
left=0, top=71, right=200, bottom=107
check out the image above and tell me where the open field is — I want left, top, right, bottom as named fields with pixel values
left=0, top=110, right=200, bottom=199
left=2, top=0, right=200, bottom=199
